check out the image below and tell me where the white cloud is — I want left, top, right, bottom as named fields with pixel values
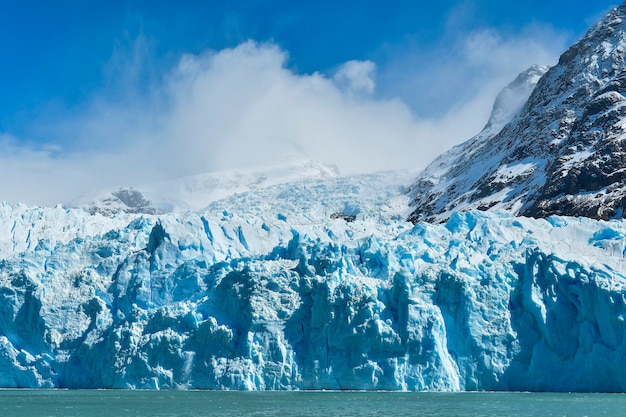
left=333, top=60, right=376, bottom=95
left=378, top=23, right=567, bottom=117
left=0, top=22, right=571, bottom=206
left=160, top=43, right=419, bottom=176
left=371, top=21, right=569, bottom=158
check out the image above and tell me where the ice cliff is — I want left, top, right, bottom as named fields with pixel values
left=1, top=170, right=625, bottom=391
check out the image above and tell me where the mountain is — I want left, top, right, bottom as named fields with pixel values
left=70, top=159, right=340, bottom=215
left=408, top=3, right=626, bottom=223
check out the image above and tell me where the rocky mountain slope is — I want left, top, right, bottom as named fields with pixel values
left=409, top=3, right=626, bottom=223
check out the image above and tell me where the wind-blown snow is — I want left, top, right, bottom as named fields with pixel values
left=1, top=169, right=625, bottom=391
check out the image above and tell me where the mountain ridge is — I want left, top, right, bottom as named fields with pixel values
left=409, top=2, right=626, bottom=223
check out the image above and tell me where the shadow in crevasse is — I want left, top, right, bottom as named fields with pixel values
left=504, top=249, right=626, bottom=392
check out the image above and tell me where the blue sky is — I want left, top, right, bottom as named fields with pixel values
left=0, top=1, right=620, bottom=204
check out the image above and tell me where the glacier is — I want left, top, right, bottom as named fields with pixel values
left=1, top=170, right=625, bottom=391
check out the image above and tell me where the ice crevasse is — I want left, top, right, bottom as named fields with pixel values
left=0, top=201, right=625, bottom=391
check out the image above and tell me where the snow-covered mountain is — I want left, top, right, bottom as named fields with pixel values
left=409, top=3, right=626, bottom=223
left=71, top=159, right=340, bottom=215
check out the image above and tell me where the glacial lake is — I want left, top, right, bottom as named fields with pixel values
left=1, top=390, right=624, bottom=416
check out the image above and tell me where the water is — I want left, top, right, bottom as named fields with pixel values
left=0, top=390, right=624, bottom=416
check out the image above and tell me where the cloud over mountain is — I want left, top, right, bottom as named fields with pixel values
left=0, top=25, right=567, bottom=206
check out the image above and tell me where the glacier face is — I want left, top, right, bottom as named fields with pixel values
left=1, top=171, right=626, bottom=391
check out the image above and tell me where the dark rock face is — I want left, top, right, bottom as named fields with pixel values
left=408, top=3, right=626, bottom=223
left=85, top=188, right=161, bottom=216
left=330, top=212, right=357, bottom=222
left=111, top=189, right=152, bottom=210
